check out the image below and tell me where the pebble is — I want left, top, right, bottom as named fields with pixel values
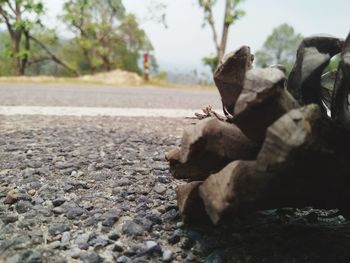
left=101, top=211, right=119, bottom=227
left=61, top=231, right=71, bottom=245
left=66, top=207, right=85, bottom=219
left=88, top=237, right=110, bottom=248
left=75, top=233, right=92, bottom=250
left=3, top=190, right=18, bottom=205
left=122, top=221, right=145, bottom=236
left=80, top=252, right=104, bottom=263
left=108, top=232, right=120, bottom=241
left=52, top=198, right=66, bottom=207
left=0, top=214, right=19, bottom=225
left=49, top=223, right=71, bottom=236
left=116, top=256, right=129, bottom=263
left=144, top=240, right=162, bottom=254
left=69, top=248, right=82, bottom=259
left=52, top=207, right=65, bottom=214
left=134, top=217, right=153, bottom=231
left=113, top=244, right=124, bottom=252
left=162, top=250, right=173, bottom=262
left=168, top=233, right=181, bottom=245
left=28, top=189, right=36, bottom=196
left=15, top=201, right=34, bottom=214
left=154, top=184, right=167, bottom=194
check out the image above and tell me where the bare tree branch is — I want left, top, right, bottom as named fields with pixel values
left=0, top=6, right=14, bottom=36
left=29, top=34, right=80, bottom=76
left=205, top=7, right=220, bottom=52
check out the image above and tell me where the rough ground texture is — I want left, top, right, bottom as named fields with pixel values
left=1, top=115, right=350, bottom=263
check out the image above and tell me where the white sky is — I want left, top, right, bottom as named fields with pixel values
left=33, top=0, right=350, bottom=73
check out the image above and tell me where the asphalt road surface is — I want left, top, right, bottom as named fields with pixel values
left=0, top=83, right=221, bottom=109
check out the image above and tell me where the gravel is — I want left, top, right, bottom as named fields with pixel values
left=2, top=115, right=350, bottom=262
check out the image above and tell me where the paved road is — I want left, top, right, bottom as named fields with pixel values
left=0, top=83, right=221, bottom=109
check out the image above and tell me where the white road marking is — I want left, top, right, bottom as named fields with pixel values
left=0, top=106, right=222, bottom=118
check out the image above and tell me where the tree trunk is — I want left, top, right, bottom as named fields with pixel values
left=12, top=32, right=22, bottom=76
left=217, top=0, right=232, bottom=62
left=13, top=2, right=22, bottom=76
left=20, top=30, right=30, bottom=75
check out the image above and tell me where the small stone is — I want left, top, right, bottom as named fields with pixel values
left=16, top=200, right=34, bottom=214
left=163, top=209, right=179, bottom=221
left=21, top=250, right=43, bottom=263
left=33, top=197, right=44, bottom=205
left=48, top=240, right=61, bottom=249
left=76, top=233, right=92, bottom=250
left=338, top=215, right=346, bottom=222
left=122, top=221, right=144, bottom=236
left=101, top=211, right=119, bottom=227
left=157, top=205, right=166, bottom=214
left=0, top=214, right=19, bottom=224
left=4, top=190, right=18, bottom=205
left=80, top=252, right=104, bottom=263
left=134, top=218, right=153, bottom=231
left=153, top=164, right=168, bottom=171
left=124, top=247, right=138, bottom=257
left=108, top=232, right=120, bottom=241
left=168, top=234, right=180, bottom=245
left=144, top=240, right=162, bottom=254
left=61, top=231, right=71, bottom=245
left=113, top=244, right=124, bottom=252
left=176, top=222, right=184, bottom=228
left=17, top=193, right=33, bottom=202
left=28, top=189, right=36, bottom=196
left=49, top=223, right=70, bottom=236
left=162, top=250, right=173, bottom=262
left=88, top=237, right=110, bottom=248
left=66, top=207, right=85, bottom=219
left=52, top=207, right=65, bottom=214
left=116, top=256, right=129, bottom=263
left=154, top=184, right=166, bottom=194
left=114, top=178, right=130, bottom=186
left=70, top=248, right=82, bottom=259
left=146, top=213, right=162, bottom=225
left=52, top=198, right=66, bottom=207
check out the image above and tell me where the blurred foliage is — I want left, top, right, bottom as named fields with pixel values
left=61, top=0, right=154, bottom=75
left=0, top=0, right=45, bottom=75
left=0, top=0, right=158, bottom=76
left=202, top=55, right=218, bottom=73
left=255, top=23, right=303, bottom=73
left=0, top=30, right=13, bottom=75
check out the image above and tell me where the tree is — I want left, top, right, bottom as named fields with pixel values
left=0, top=29, right=13, bottom=75
left=0, top=0, right=44, bottom=75
left=255, top=23, right=303, bottom=73
left=199, top=0, right=246, bottom=71
left=61, top=0, right=153, bottom=74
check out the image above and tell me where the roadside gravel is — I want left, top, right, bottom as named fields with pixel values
left=1, top=115, right=350, bottom=263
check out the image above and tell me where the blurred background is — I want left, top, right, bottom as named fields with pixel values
left=0, top=0, right=349, bottom=86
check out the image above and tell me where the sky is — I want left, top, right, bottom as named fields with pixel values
left=32, top=0, right=350, bottom=75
